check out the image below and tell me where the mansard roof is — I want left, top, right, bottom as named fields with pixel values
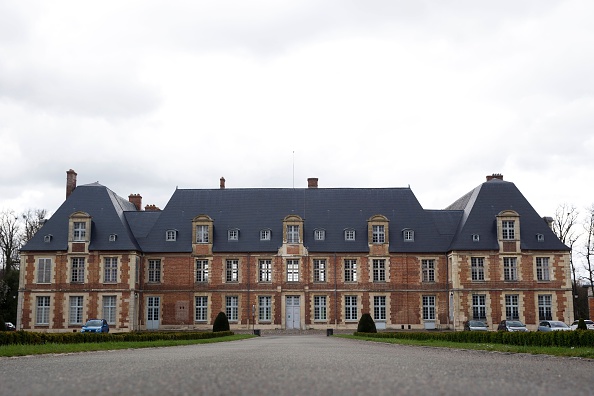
left=446, top=178, right=569, bottom=251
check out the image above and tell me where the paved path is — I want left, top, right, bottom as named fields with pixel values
left=1, top=335, right=592, bottom=395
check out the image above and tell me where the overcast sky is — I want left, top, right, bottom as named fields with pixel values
left=1, top=0, right=593, bottom=228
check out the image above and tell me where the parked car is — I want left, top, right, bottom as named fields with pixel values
left=3, top=322, right=16, bottom=331
left=569, top=319, right=594, bottom=330
left=497, top=320, right=529, bottom=332
left=464, top=320, right=489, bottom=331
left=537, top=320, right=571, bottom=332
left=80, top=319, right=109, bottom=333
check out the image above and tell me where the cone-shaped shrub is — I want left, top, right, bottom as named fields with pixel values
left=357, top=313, right=377, bottom=333
left=213, top=311, right=230, bottom=332
left=577, top=318, right=587, bottom=330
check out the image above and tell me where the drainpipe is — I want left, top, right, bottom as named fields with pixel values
left=247, top=253, right=250, bottom=330
left=334, top=253, right=338, bottom=327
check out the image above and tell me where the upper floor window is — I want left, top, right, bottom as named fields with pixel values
left=260, top=229, right=271, bottom=241
left=259, top=259, right=272, bottom=282
left=313, top=259, right=326, bottom=282
left=503, top=257, right=518, bottom=281
left=536, top=233, right=544, bottom=242
left=287, top=225, right=300, bottom=243
left=71, top=257, right=85, bottom=283
left=372, top=225, right=385, bottom=244
left=44, top=234, right=52, bottom=243
left=37, top=258, right=52, bottom=283
left=344, top=229, right=356, bottom=241
left=502, top=220, right=515, bottom=240
left=196, top=225, right=209, bottom=243
left=344, top=259, right=357, bottom=282
left=403, top=229, right=414, bottom=242
left=471, top=257, right=485, bottom=281
left=73, top=222, right=86, bottom=241
left=228, top=229, right=239, bottom=241
left=196, top=260, right=209, bottom=282
left=287, top=259, right=299, bottom=282
left=472, top=234, right=480, bottom=242
left=226, top=259, right=239, bottom=282
left=422, top=259, right=435, bottom=282
left=104, top=257, right=118, bottom=283
left=109, top=234, right=117, bottom=242
left=166, top=230, right=177, bottom=241
left=314, top=229, right=325, bottom=241
left=536, top=257, right=550, bottom=281
left=372, top=259, right=386, bottom=282
left=148, top=259, right=161, bottom=283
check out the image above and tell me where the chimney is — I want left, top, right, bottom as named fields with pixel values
left=144, top=204, right=160, bottom=211
left=220, top=177, right=226, bottom=189
left=308, top=178, right=318, bottom=189
left=66, top=169, right=77, bottom=198
left=543, top=216, right=554, bottom=229
left=486, top=173, right=503, bottom=182
left=129, top=194, right=142, bottom=211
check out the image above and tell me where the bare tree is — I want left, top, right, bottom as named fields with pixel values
left=21, top=208, right=47, bottom=244
left=0, top=210, right=22, bottom=274
left=582, top=205, right=594, bottom=298
left=552, top=204, right=580, bottom=288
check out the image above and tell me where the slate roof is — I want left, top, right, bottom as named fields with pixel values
left=22, top=177, right=569, bottom=254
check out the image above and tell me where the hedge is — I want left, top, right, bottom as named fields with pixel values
left=353, top=330, right=594, bottom=348
left=0, top=330, right=234, bottom=346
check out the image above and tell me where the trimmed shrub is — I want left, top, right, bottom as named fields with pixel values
left=577, top=318, right=587, bottom=331
left=0, top=317, right=6, bottom=332
left=357, top=313, right=377, bottom=333
left=213, top=311, right=230, bottom=332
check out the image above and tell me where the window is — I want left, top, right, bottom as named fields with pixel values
left=538, top=295, right=552, bottom=320
left=104, top=257, right=118, bottom=283
left=44, top=234, right=52, bottom=243
left=471, top=257, right=484, bottom=281
left=73, top=222, right=86, bottom=241
left=109, top=234, right=117, bottom=242
left=225, top=296, right=238, bottom=321
left=259, top=296, right=271, bottom=321
left=536, top=257, right=550, bottom=281
left=260, top=229, right=271, bottom=241
left=373, top=259, right=386, bottom=282
left=69, top=296, right=84, bottom=324
left=472, top=234, right=480, bottom=242
left=373, top=296, right=386, bottom=321
left=313, top=259, right=326, bottom=282
left=71, top=257, right=85, bottom=283
left=37, top=258, right=52, bottom=283
left=287, top=225, right=300, bottom=243
left=502, top=220, right=515, bottom=240
left=504, top=257, right=517, bottom=281
left=103, top=296, right=117, bottom=324
left=344, top=259, right=357, bottom=282
left=228, top=229, right=239, bottom=241
left=226, top=260, right=239, bottom=283
left=314, top=296, right=327, bottom=321
left=404, top=229, right=414, bottom=242
left=422, top=296, right=435, bottom=320
left=372, top=225, right=385, bottom=243
left=36, top=296, right=50, bottom=325
left=472, top=294, right=486, bottom=320
left=345, top=295, right=358, bottom=321
left=196, top=260, right=209, bottom=282
left=314, top=229, right=325, bottom=241
left=196, top=225, right=209, bottom=243
left=195, top=296, right=208, bottom=322
left=536, top=233, right=544, bottom=242
left=166, top=230, right=176, bottom=241
left=148, top=259, right=161, bottom=283
left=344, top=229, right=355, bottom=241
left=505, top=294, right=519, bottom=320
left=287, top=259, right=299, bottom=282
left=259, top=260, right=272, bottom=282
left=422, top=259, right=435, bottom=283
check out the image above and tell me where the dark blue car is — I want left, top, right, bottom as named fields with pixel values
left=81, top=319, right=109, bottom=333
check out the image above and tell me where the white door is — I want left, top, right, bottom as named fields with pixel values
left=147, top=296, right=160, bottom=330
left=286, top=296, right=300, bottom=330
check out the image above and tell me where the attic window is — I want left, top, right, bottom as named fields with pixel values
left=314, top=229, right=325, bottom=241
left=44, top=235, right=52, bottom=243
left=536, top=234, right=544, bottom=242
left=403, top=229, right=414, bottom=242
left=166, top=230, right=177, bottom=241
left=260, top=229, right=271, bottom=241
left=472, top=234, right=480, bottom=242
left=228, top=229, right=239, bottom=241
left=109, top=234, right=117, bottom=242
left=344, top=229, right=355, bottom=241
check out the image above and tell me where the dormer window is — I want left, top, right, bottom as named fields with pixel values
left=109, top=234, right=117, bottom=242
left=73, top=222, right=86, bottom=241
left=344, top=229, right=356, bottom=241
left=196, top=225, right=209, bottom=243
left=536, top=233, right=544, bottom=242
left=372, top=225, right=385, bottom=244
left=472, top=234, right=480, bottom=242
left=287, top=225, right=300, bottom=243
left=166, top=230, right=177, bottom=241
left=314, top=229, right=325, bottom=241
left=403, top=229, right=414, bottom=242
left=69, top=212, right=91, bottom=244
left=502, top=220, right=515, bottom=240
left=260, top=229, right=271, bottom=241
left=228, top=229, right=239, bottom=241
left=44, top=235, right=52, bottom=243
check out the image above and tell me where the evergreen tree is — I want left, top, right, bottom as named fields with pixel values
left=357, top=313, right=377, bottom=333
left=213, top=311, right=230, bottom=332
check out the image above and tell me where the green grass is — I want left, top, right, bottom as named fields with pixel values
left=337, top=334, right=594, bottom=359
left=0, top=334, right=255, bottom=357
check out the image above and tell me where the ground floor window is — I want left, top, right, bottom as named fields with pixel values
left=314, top=296, right=327, bottom=321
left=36, top=296, right=50, bottom=325
left=505, top=294, right=519, bottom=320
left=226, top=296, right=238, bottom=321
left=472, top=294, right=486, bottom=320
left=195, top=296, right=208, bottom=322
left=373, top=296, right=386, bottom=321
left=345, top=295, right=357, bottom=321
left=538, top=294, right=552, bottom=320
left=259, top=296, right=272, bottom=321
left=103, top=295, right=117, bottom=324
left=69, top=296, right=84, bottom=324
left=422, top=295, right=435, bottom=320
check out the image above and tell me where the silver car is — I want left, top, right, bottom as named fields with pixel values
left=569, top=319, right=594, bottom=330
left=537, top=320, right=571, bottom=332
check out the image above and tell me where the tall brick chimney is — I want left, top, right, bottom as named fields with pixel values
left=486, top=173, right=503, bottom=181
left=220, top=177, right=226, bottom=189
left=66, top=169, right=77, bottom=198
left=129, top=194, right=142, bottom=211
left=307, top=178, right=318, bottom=189
left=144, top=204, right=160, bottom=211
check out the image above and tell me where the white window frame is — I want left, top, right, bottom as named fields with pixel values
left=502, top=220, right=515, bottom=240
left=314, top=229, right=325, bottom=241
left=471, top=257, right=485, bottom=281
left=166, top=230, right=176, bottom=241
left=258, top=296, right=272, bottom=321
left=287, top=259, right=299, bottom=282
left=196, top=260, right=209, bottom=283
left=422, top=295, right=435, bottom=320
left=287, top=225, right=300, bottom=243
left=313, top=259, right=326, bottom=282
left=69, top=296, right=84, bottom=324
left=260, top=229, right=271, bottom=241
left=345, top=295, right=358, bottom=321
left=373, top=259, right=386, bottom=282
left=148, top=259, right=161, bottom=283
left=314, top=296, right=327, bottom=321
left=505, top=294, right=519, bottom=320
left=226, top=296, right=238, bottom=322
left=71, top=257, right=85, bottom=283
left=73, top=222, right=86, bottom=241
left=538, top=294, right=552, bottom=321
left=472, top=294, right=486, bottom=320
left=196, top=225, right=209, bottom=243
left=422, top=259, right=435, bottom=283
left=259, top=259, right=272, bottom=282
left=344, top=259, right=357, bottom=282
left=373, top=296, right=386, bottom=321
left=536, top=257, right=550, bottom=281
left=403, top=229, right=414, bottom=242
left=103, top=295, right=117, bottom=324
left=104, top=257, right=118, bottom=283
left=504, top=257, right=518, bottom=281
left=226, top=259, right=239, bottom=283
left=195, top=296, right=208, bottom=322
left=228, top=229, right=239, bottom=241
left=372, top=225, right=385, bottom=244
left=36, top=296, right=50, bottom=325
left=37, top=258, right=52, bottom=283
left=344, top=229, right=355, bottom=241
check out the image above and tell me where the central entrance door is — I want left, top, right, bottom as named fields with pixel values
left=286, top=295, right=301, bottom=330
left=147, top=296, right=160, bottom=330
